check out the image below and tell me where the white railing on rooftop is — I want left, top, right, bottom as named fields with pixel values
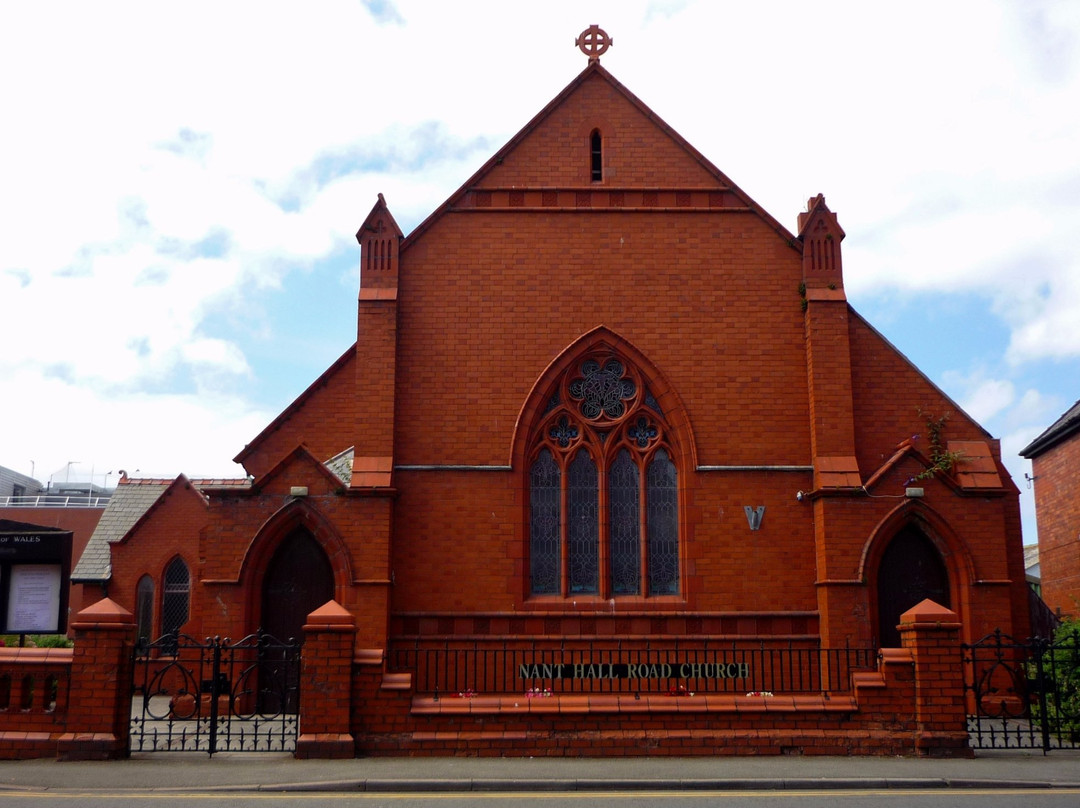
left=0, top=494, right=111, bottom=508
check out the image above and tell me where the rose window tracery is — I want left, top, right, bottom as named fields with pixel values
left=569, top=359, right=636, bottom=420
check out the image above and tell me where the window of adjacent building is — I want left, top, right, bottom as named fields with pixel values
left=161, top=557, right=190, bottom=638
left=529, top=355, right=680, bottom=598
left=590, top=129, right=602, bottom=181
left=135, top=574, right=154, bottom=643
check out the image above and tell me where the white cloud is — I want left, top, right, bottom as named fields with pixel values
left=1002, top=266, right=1080, bottom=363
left=957, top=377, right=1017, bottom=426
left=0, top=0, right=1077, bottom=560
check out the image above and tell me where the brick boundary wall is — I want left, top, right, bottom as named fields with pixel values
left=339, top=600, right=971, bottom=758
left=0, top=598, right=969, bottom=759
left=0, top=646, right=73, bottom=758
left=0, top=599, right=134, bottom=760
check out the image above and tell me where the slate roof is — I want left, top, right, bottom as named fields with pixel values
left=1020, top=399, right=1080, bottom=459
left=71, top=481, right=171, bottom=583
left=325, top=447, right=354, bottom=486
left=70, top=456, right=350, bottom=584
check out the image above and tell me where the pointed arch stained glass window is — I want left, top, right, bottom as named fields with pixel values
left=528, top=354, right=680, bottom=598
left=162, top=557, right=190, bottom=639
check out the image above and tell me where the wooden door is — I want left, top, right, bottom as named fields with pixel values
left=875, top=525, right=950, bottom=648
left=261, top=528, right=335, bottom=645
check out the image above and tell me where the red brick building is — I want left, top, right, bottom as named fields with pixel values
left=1022, top=400, right=1080, bottom=618
left=69, top=41, right=1029, bottom=752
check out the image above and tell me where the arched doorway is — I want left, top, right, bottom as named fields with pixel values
left=260, top=528, right=335, bottom=644
left=875, top=525, right=950, bottom=648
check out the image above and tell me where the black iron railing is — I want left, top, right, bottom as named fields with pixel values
left=129, top=631, right=300, bottom=755
left=389, top=640, right=876, bottom=697
left=964, top=627, right=1080, bottom=753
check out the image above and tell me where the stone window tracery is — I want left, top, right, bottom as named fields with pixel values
left=528, top=353, right=680, bottom=598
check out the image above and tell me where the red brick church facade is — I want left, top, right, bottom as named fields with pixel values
left=65, top=38, right=1028, bottom=756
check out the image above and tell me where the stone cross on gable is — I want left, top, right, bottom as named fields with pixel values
left=576, top=25, right=612, bottom=64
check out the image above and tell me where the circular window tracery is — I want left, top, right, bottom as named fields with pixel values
left=569, top=358, right=636, bottom=421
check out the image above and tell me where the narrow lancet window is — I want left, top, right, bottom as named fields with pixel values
left=530, top=449, right=562, bottom=594
left=568, top=451, right=599, bottom=593
left=609, top=448, right=641, bottom=594
left=590, top=130, right=602, bottom=181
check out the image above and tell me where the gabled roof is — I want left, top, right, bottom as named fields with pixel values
left=232, top=443, right=347, bottom=494
left=1020, top=399, right=1080, bottom=459
left=71, top=474, right=246, bottom=583
left=400, top=61, right=799, bottom=251
left=862, top=439, right=940, bottom=494
left=355, top=192, right=403, bottom=245
left=71, top=480, right=172, bottom=583
left=861, top=436, right=1003, bottom=496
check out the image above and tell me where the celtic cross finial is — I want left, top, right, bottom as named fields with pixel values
left=575, top=25, right=611, bottom=64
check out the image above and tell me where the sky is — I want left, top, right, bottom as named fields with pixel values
left=2, top=1, right=1078, bottom=545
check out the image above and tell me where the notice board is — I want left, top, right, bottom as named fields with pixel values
left=0, top=521, right=73, bottom=634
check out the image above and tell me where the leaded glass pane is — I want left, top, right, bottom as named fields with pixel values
left=568, top=451, right=599, bottom=594
left=628, top=416, right=658, bottom=448
left=646, top=449, right=679, bottom=595
left=548, top=415, right=578, bottom=447
left=530, top=449, right=561, bottom=594
left=609, top=449, right=640, bottom=595
left=162, top=557, right=190, bottom=637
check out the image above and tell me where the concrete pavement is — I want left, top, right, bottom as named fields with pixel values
left=2, top=750, right=1080, bottom=793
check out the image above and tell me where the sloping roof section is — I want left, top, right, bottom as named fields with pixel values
left=325, top=447, right=354, bottom=486
left=1020, top=399, right=1080, bottom=459
left=401, top=61, right=798, bottom=251
left=72, top=475, right=250, bottom=583
left=948, top=441, right=1003, bottom=489
left=815, top=456, right=862, bottom=489
left=72, top=480, right=171, bottom=582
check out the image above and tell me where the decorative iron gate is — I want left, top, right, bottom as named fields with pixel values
left=963, top=627, right=1080, bottom=753
left=129, top=631, right=301, bottom=754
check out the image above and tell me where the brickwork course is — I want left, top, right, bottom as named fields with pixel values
left=1022, top=399, right=1080, bottom=618
left=53, top=39, right=1030, bottom=757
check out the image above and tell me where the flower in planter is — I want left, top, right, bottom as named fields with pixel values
left=525, top=687, right=552, bottom=698
left=456, top=688, right=477, bottom=698
left=745, top=691, right=774, bottom=697
left=667, top=684, right=694, bottom=697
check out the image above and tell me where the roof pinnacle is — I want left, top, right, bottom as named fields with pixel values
left=576, top=25, right=611, bottom=64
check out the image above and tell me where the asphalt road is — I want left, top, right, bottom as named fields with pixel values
left=6, top=787, right=1080, bottom=808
